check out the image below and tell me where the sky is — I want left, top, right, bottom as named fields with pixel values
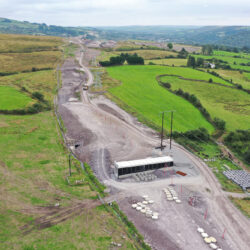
left=0, top=0, right=249, bottom=26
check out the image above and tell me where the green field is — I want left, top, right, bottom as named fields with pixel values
left=212, top=69, right=250, bottom=90
left=98, top=49, right=177, bottom=61
left=106, top=65, right=214, bottom=133
left=213, top=50, right=250, bottom=59
left=194, top=54, right=250, bottom=71
left=0, top=86, right=33, bottom=110
left=145, top=58, right=187, bottom=66
left=159, top=75, right=250, bottom=131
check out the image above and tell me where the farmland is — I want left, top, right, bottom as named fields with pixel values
left=145, top=58, right=187, bottom=66
left=105, top=65, right=214, bottom=133
left=159, top=75, right=250, bottom=131
left=98, top=49, right=178, bottom=61
left=194, top=54, right=250, bottom=72
left=0, top=86, right=33, bottom=110
left=212, top=69, right=250, bottom=90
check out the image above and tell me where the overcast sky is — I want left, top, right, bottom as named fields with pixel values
left=0, top=0, right=249, bottom=26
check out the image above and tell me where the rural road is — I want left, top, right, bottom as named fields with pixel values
left=58, top=39, right=250, bottom=250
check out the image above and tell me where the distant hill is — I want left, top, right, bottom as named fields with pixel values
left=0, top=17, right=96, bottom=37
left=95, top=26, right=250, bottom=48
left=0, top=17, right=249, bottom=48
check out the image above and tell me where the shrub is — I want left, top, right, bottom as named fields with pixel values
left=214, top=117, right=226, bottom=130
left=32, top=91, right=44, bottom=102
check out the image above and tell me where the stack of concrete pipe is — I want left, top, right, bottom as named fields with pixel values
left=131, top=195, right=158, bottom=220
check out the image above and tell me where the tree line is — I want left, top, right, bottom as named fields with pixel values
left=99, top=53, right=144, bottom=66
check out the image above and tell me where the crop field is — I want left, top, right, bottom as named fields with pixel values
left=0, top=51, right=61, bottom=73
left=145, top=58, right=187, bottom=66
left=159, top=75, right=250, bottom=131
left=0, top=86, right=33, bottom=110
left=0, top=34, right=62, bottom=53
left=212, top=69, right=250, bottom=90
left=194, top=54, right=250, bottom=71
left=105, top=65, right=214, bottom=133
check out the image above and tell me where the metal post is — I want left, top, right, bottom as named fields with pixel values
left=170, top=111, right=173, bottom=150
left=161, top=112, right=164, bottom=151
left=69, top=153, right=71, bottom=176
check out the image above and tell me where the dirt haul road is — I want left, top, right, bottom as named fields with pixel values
left=58, top=40, right=250, bottom=250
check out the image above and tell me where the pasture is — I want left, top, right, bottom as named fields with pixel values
left=145, top=58, right=187, bottom=66
left=213, top=50, right=250, bottom=59
left=0, top=70, right=57, bottom=103
left=213, top=69, right=250, bottom=90
left=98, top=49, right=178, bottom=61
left=159, top=75, right=250, bottom=131
left=105, top=65, right=214, bottom=133
left=194, top=54, right=250, bottom=72
left=0, top=86, right=33, bottom=110
left=0, top=51, right=61, bottom=73
left=0, top=34, right=62, bottom=53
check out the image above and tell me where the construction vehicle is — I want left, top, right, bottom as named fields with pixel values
left=83, top=84, right=88, bottom=90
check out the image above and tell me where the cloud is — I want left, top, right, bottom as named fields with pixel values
left=0, top=0, right=249, bottom=26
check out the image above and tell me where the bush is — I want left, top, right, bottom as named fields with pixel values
left=209, top=78, right=213, bottom=83
left=32, top=91, right=44, bottom=102
left=214, top=117, right=226, bottom=130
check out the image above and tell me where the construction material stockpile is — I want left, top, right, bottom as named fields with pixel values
left=197, top=227, right=223, bottom=250
left=163, top=186, right=181, bottom=203
left=223, top=170, right=250, bottom=190
left=131, top=195, right=159, bottom=220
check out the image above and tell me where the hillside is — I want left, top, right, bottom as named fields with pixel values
left=0, top=17, right=249, bottom=48
left=0, top=17, right=95, bottom=37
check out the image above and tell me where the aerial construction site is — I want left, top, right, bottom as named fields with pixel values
left=57, top=38, right=250, bottom=250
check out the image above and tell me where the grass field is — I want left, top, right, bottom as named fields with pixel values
left=98, top=49, right=178, bottom=61
left=159, top=75, right=250, bottom=131
left=194, top=54, right=250, bottom=72
left=105, top=65, right=214, bottom=133
left=0, top=70, right=58, bottom=104
left=0, top=86, right=33, bottom=110
left=0, top=51, right=61, bottom=73
left=213, top=50, right=250, bottom=59
left=145, top=58, right=187, bottom=66
left=0, top=112, right=138, bottom=249
left=229, top=197, right=250, bottom=218
left=212, top=69, right=250, bottom=90
left=0, top=34, right=62, bottom=53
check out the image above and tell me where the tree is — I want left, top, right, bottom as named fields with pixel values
left=214, top=117, right=226, bottom=130
left=178, top=48, right=188, bottom=58
left=196, top=57, right=204, bottom=67
left=167, top=43, right=173, bottom=50
left=202, top=45, right=213, bottom=55
left=187, top=56, right=196, bottom=68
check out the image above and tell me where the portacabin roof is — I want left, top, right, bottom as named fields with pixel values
left=114, top=156, right=173, bottom=169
